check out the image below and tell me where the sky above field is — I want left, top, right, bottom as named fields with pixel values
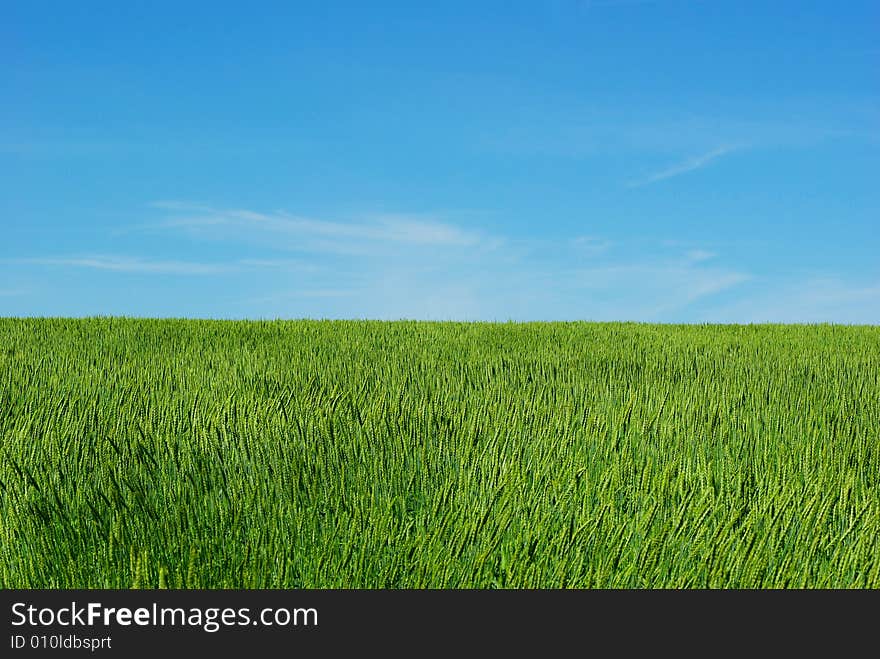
left=2, top=1, right=878, bottom=322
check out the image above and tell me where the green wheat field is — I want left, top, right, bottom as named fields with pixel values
left=1, top=318, right=878, bottom=588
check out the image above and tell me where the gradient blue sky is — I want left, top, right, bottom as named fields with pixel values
left=2, top=0, right=878, bottom=322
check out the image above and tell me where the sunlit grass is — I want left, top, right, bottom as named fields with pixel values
left=1, top=318, right=878, bottom=588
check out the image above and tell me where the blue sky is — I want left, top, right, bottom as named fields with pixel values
left=2, top=0, right=878, bottom=322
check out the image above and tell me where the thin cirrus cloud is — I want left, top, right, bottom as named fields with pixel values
left=684, top=249, right=716, bottom=263
left=627, top=145, right=741, bottom=188
left=144, top=202, right=749, bottom=319
left=570, top=260, right=750, bottom=300
left=531, top=245, right=752, bottom=320
left=7, top=256, right=315, bottom=275
left=570, top=235, right=612, bottom=255
left=703, top=276, right=880, bottom=324
left=149, top=201, right=483, bottom=253
left=244, top=288, right=362, bottom=306
left=11, top=256, right=228, bottom=275
left=5, top=196, right=756, bottom=320
left=235, top=259, right=321, bottom=272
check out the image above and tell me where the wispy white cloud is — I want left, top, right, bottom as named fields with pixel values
left=245, top=288, right=362, bottom=305
left=368, top=213, right=481, bottom=246
left=628, top=145, right=740, bottom=187
left=11, top=256, right=230, bottom=275
left=7, top=197, right=766, bottom=321
left=328, top=245, right=751, bottom=322
left=7, top=255, right=318, bottom=275
left=570, top=235, right=612, bottom=256
left=150, top=202, right=483, bottom=253
left=237, top=258, right=321, bottom=272
left=566, top=257, right=751, bottom=316
left=685, top=249, right=716, bottom=263
left=150, top=200, right=214, bottom=212
left=480, top=99, right=878, bottom=162
left=679, top=271, right=751, bottom=304
left=703, top=276, right=880, bottom=324
left=142, top=204, right=750, bottom=319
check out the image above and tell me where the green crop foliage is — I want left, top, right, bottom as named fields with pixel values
left=1, top=318, right=878, bottom=588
